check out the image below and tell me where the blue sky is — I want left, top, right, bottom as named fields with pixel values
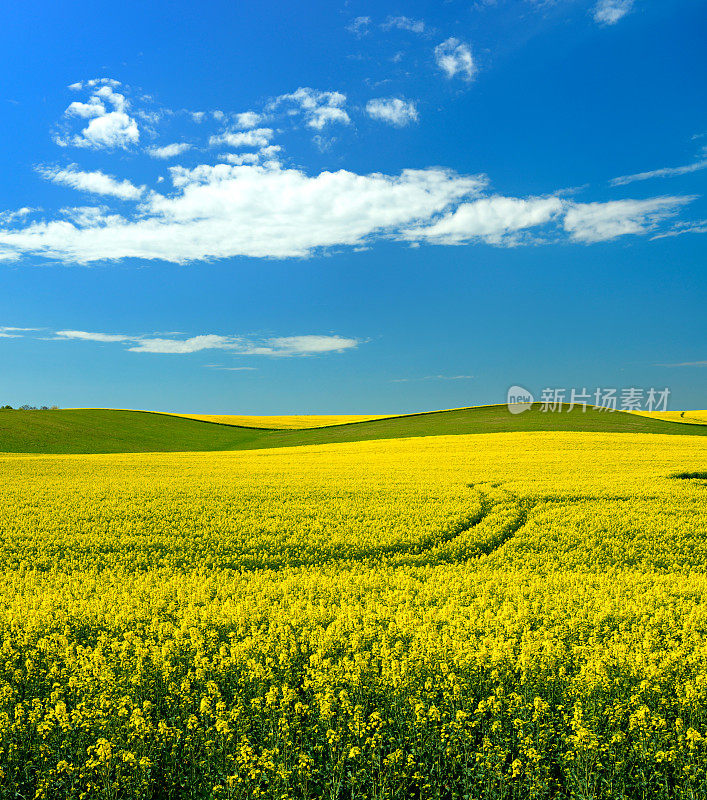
left=0, top=0, right=705, bottom=412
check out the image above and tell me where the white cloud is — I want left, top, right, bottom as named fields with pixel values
left=58, top=79, right=139, bottom=150
left=655, top=359, right=707, bottom=367
left=563, top=196, right=694, bottom=242
left=0, top=164, right=484, bottom=263
left=392, top=374, right=474, bottom=382
left=66, top=100, right=106, bottom=119
left=0, top=208, right=33, bottom=224
left=271, top=88, right=350, bottom=130
left=39, top=165, right=144, bottom=200
left=55, top=330, right=132, bottom=343
left=0, top=326, right=38, bottom=331
left=435, top=38, right=476, bottom=82
left=128, top=334, right=236, bottom=353
left=245, top=335, right=359, bottom=356
left=1, top=157, right=696, bottom=262
left=650, top=219, right=707, bottom=240
left=592, top=0, right=633, bottom=25
left=205, top=365, right=257, bottom=371
left=0, top=325, right=40, bottom=339
left=347, top=16, right=371, bottom=36
left=67, top=112, right=139, bottom=149
left=235, top=111, right=262, bottom=129
left=52, top=330, right=360, bottom=356
left=402, top=195, right=564, bottom=245
left=94, top=85, right=128, bottom=112
left=209, top=128, right=274, bottom=148
left=218, top=152, right=261, bottom=165
left=610, top=159, right=707, bottom=186
left=366, top=98, right=419, bottom=126
left=146, top=142, right=192, bottom=159
left=382, top=16, right=425, bottom=33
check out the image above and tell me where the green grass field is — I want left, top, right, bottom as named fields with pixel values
left=0, top=404, right=706, bottom=453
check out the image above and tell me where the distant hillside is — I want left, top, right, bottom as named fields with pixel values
left=1, top=404, right=706, bottom=454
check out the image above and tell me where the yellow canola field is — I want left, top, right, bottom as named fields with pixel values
left=633, top=410, right=707, bottom=425
left=166, top=413, right=395, bottom=428
left=0, top=432, right=706, bottom=799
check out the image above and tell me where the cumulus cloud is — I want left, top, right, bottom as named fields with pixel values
left=366, top=98, right=418, bottom=126
left=592, top=0, right=633, bottom=25
left=271, top=88, right=350, bottom=130
left=235, top=111, right=262, bottom=129
left=146, top=142, right=192, bottom=159
left=66, top=100, right=107, bottom=118
left=39, top=165, right=144, bottom=200
left=610, top=159, right=707, bottom=186
left=69, top=112, right=139, bottom=149
left=57, top=79, right=139, bottom=149
left=52, top=330, right=359, bottom=356
left=209, top=128, right=274, bottom=148
left=402, top=196, right=564, bottom=245
left=0, top=164, right=484, bottom=263
left=435, top=38, right=476, bottom=81
left=382, top=16, right=425, bottom=33
left=0, top=157, right=697, bottom=263
left=218, top=153, right=261, bottom=165
left=563, top=196, right=694, bottom=242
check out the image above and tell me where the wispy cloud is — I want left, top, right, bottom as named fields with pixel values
left=55, top=330, right=132, bottom=343
left=381, top=16, right=425, bottom=34
left=651, top=219, right=707, bottom=240
left=0, top=325, right=41, bottom=338
left=365, top=98, right=418, bottom=126
left=592, top=0, right=634, bottom=25
left=205, top=365, right=257, bottom=371
left=391, top=374, right=474, bottom=382
left=434, top=38, right=476, bottom=82
left=209, top=129, right=274, bottom=149
left=146, top=142, right=192, bottom=159
left=655, top=360, right=707, bottom=367
left=38, top=165, right=144, bottom=200
left=563, top=196, right=694, bottom=243
left=51, top=330, right=360, bottom=356
left=346, top=16, right=371, bottom=36
left=610, top=158, right=707, bottom=186
left=402, top=195, right=563, bottom=245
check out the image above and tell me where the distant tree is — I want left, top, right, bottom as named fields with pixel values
left=50, top=405, right=59, bottom=410
left=19, top=404, right=37, bottom=411
left=0, top=405, right=12, bottom=410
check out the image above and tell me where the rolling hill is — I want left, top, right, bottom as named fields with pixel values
left=1, top=404, right=706, bottom=454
